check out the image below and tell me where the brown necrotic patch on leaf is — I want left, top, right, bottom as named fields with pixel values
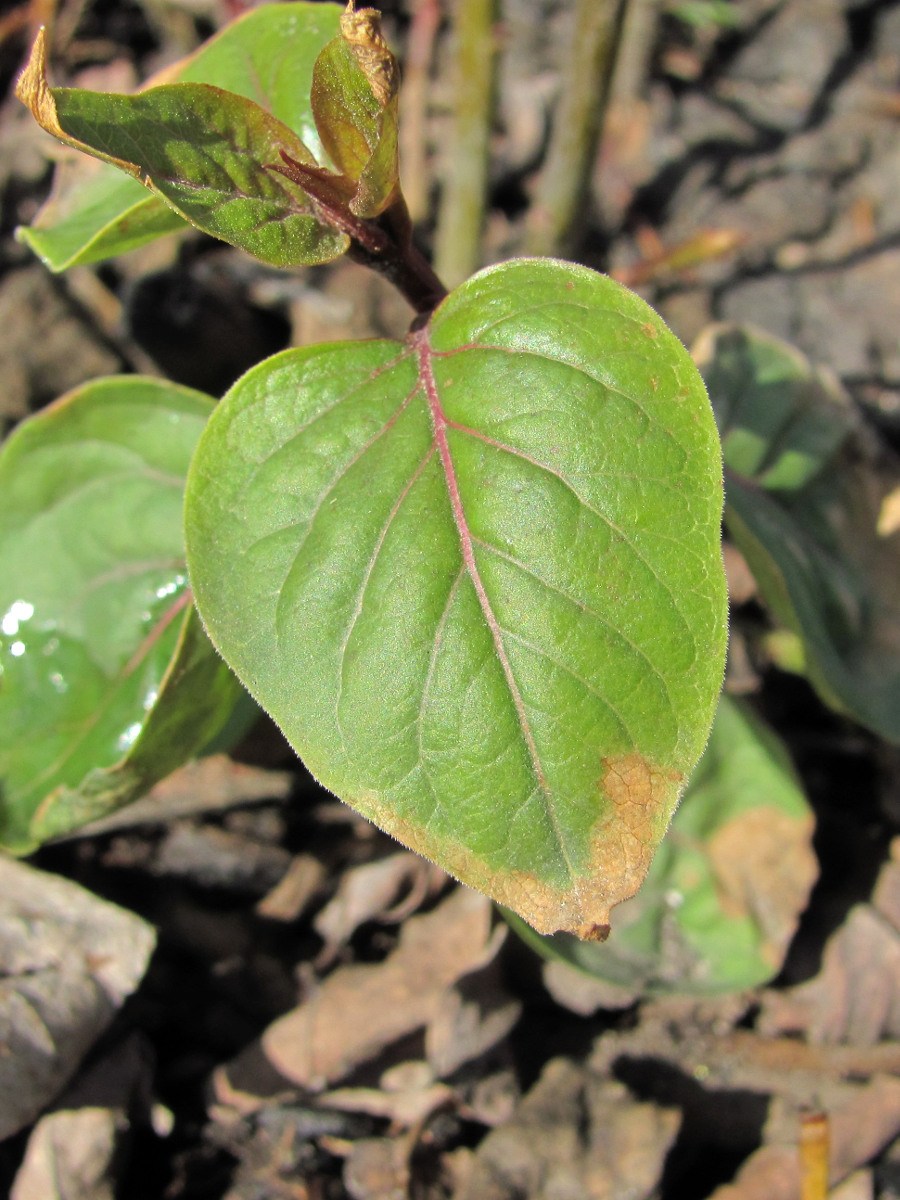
left=587, top=753, right=685, bottom=927
left=340, top=3, right=398, bottom=106
left=352, top=753, right=684, bottom=941
left=707, top=805, right=818, bottom=969
left=15, top=29, right=142, bottom=180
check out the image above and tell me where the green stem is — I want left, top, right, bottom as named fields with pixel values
left=434, top=0, right=498, bottom=288
left=525, top=0, right=628, bottom=258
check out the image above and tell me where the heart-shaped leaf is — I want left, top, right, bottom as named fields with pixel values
left=16, top=31, right=348, bottom=268
left=185, top=259, right=727, bottom=936
left=0, top=376, right=243, bottom=853
left=18, top=2, right=343, bottom=270
left=697, top=324, right=900, bottom=742
left=508, top=694, right=817, bottom=994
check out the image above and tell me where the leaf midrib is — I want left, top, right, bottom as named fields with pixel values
left=413, top=327, right=577, bottom=882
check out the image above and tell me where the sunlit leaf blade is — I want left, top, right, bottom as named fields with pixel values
left=17, top=2, right=343, bottom=269
left=506, top=695, right=817, bottom=993
left=697, top=324, right=900, bottom=742
left=170, top=1, right=342, bottom=161
left=185, top=259, right=727, bottom=937
left=0, top=377, right=242, bottom=853
left=311, top=13, right=400, bottom=216
left=36, top=78, right=348, bottom=267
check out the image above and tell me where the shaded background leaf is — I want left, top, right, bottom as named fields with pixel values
left=0, top=376, right=242, bottom=851
left=697, top=324, right=900, bottom=742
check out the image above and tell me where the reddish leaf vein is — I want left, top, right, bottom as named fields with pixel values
left=413, top=328, right=573, bottom=868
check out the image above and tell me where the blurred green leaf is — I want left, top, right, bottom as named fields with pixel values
left=508, top=694, right=817, bottom=994
left=667, top=1, right=741, bottom=30
left=17, top=2, right=343, bottom=270
left=0, top=377, right=243, bottom=852
left=17, top=166, right=186, bottom=272
left=185, top=258, right=727, bottom=937
left=697, top=323, right=900, bottom=742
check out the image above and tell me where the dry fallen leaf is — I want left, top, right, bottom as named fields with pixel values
left=70, top=755, right=293, bottom=837
left=760, top=845, right=900, bottom=1044
left=10, top=1107, right=125, bottom=1200
left=452, top=1057, right=680, bottom=1200
left=260, top=886, right=495, bottom=1090
left=255, top=853, right=327, bottom=922
left=709, top=1075, right=900, bottom=1200
left=320, top=1060, right=454, bottom=1127
left=426, top=926, right=521, bottom=1077
left=313, top=852, right=445, bottom=955
left=542, top=959, right=641, bottom=1015
left=0, top=857, right=156, bottom=1139
left=344, top=1135, right=413, bottom=1200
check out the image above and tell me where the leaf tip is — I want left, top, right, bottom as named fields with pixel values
left=340, top=2, right=398, bottom=105
left=576, top=922, right=611, bottom=943
left=15, top=27, right=143, bottom=183
left=15, top=28, right=60, bottom=135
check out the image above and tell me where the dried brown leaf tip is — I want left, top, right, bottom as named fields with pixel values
left=15, top=28, right=62, bottom=138
left=341, top=1, right=398, bottom=105
left=15, top=26, right=141, bottom=179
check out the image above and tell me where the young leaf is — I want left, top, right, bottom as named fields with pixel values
left=16, top=31, right=349, bottom=268
left=308, top=4, right=400, bottom=217
left=506, top=694, right=817, bottom=994
left=17, top=2, right=344, bottom=270
left=0, top=377, right=242, bottom=853
left=171, top=0, right=342, bottom=162
left=697, top=324, right=900, bottom=742
left=185, top=258, right=727, bottom=938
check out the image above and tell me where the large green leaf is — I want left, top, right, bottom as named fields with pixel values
left=508, top=694, right=817, bottom=994
left=17, top=2, right=343, bottom=270
left=696, top=324, right=900, bottom=742
left=0, top=377, right=243, bottom=853
left=185, top=259, right=727, bottom=937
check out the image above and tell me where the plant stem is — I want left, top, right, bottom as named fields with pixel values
left=524, top=0, right=628, bottom=258
left=607, top=0, right=658, bottom=111
left=271, top=153, right=447, bottom=317
left=433, top=0, right=498, bottom=289
left=400, top=0, right=442, bottom=223
left=348, top=195, right=448, bottom=317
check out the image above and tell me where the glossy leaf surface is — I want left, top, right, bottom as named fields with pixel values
left=17, top=2, right=342, bottom=270
left=0, top=377, right=242, bottom=853
left=186, top=259, right=727, bottom=936
left=697, top=324, right=900, bottom=742
left=508, top=695, right=817, bottom=993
